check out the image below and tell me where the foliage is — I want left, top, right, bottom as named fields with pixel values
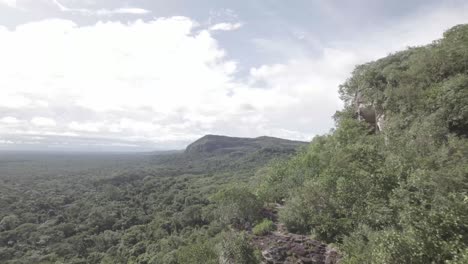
left=258, top=24, right=468, bottom=263
left=217, top=231, right=259, bottom=264
left=0, top=215, right=20, bottom=231
left=0, top=136, right=297, bottom=263
left=252, top=219, right=275, bottom=236
left=177, top=240, right=218, bottom=264
left=212, top=185, right=262, bottom=228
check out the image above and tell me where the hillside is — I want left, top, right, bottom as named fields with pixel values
left=152, top=135, right=307, bottom=173
left=185, top=135, right=306, bottom=156
left=255, top=24, right=468, bottom=263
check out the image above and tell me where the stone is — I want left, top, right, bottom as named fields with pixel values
left=251, top=204, right=340, bottom=264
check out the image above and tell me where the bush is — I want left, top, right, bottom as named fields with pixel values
left=217, top=231, right=258, bottom=264
left=212, top=185, right=262, bottom=228
left=252, top=219, right=275, bottom=236
left=0, top=215, right=20, bottom=231
left=177, top=240, right=217, bottom=264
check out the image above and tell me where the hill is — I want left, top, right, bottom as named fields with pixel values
left=256, top=24, right=468, bottom=263
left=151, top=135, right=307, bottom=173
left=186, top=134, right=306, bottom=157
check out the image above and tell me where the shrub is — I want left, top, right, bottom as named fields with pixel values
left=212, top=185, right=262, bottom=227
left=252, top=219, right=275, bottom=236
left=217, top=231, right=258, bottom=264
left=177, top=240, right=218, bottom=264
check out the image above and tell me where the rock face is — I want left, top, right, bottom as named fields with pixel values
left=252, top=206, right=340, bottom=264
left=354, top=91, right=384, bottom=132
left=252, top=224, right=340, bottom=264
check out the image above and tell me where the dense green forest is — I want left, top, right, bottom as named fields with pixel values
left=1, top=24, right=467, bottom=264
left=0, top=136, right=306, bottom=263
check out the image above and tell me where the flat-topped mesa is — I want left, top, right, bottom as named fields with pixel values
left=185, top=134, right=307, bottom=156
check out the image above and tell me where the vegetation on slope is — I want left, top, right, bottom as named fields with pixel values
left=0, top=136, right=303, bottom=263
left=256, top=24, right=468, bottom=263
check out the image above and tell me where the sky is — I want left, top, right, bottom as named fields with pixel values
left=1, top=0, right=468, bottom=151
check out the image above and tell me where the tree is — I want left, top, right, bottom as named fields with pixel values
left=212, top=185, right=262, bottom=228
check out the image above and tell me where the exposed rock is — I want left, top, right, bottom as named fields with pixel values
left=253, top=231, right=339, bottom=264
left=325, top=247, right=340, bottom=264
left=376, top=113, right=385, bottom=132
left=252, top=205, right=340, bottom=264
left=357, top=103, right=377, bottom=126
left=354, top=91, right=384, bottom=132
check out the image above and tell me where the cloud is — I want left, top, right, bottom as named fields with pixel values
left=0, top=2, right=468, bottom=150
left=68, top=121, right=101, bottom=133
left=31, top=117, right=57, bottom=127
left=101, top=8, right=151, bottom=15
left=209, top=22, right=242, bottom=31
left=0, top=139, right=14, bottom=144
left=0, top=116, right=20, bottom=124
left=0, top=95, right=31, bottom=108
left=0, top=0, right=16, bottom=8
left=52, top=0, right=151, bottom=16
left=248, top=2, right=468, bottom=137
left=0, top=17, right=273, bottom=149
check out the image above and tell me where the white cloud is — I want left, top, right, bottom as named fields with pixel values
left=0, top=3, right=468, bottom=150
left=0, top=17, right=277, bottom=148
left=100, top=8, right=150, bottom=15
left=250, top=64, right=286, bottom=80
left=0, top=116, right=20, bottom=124
left=0, top=139, right=14, bottom=144
left=0, top=95, right=31, bottom=108
left=0, top=0, right=16, bottom=8
left=31, top=117, right=57, bottom=127
left=52, top=0, right=150, bottom=16
left=68, top=121, right=101, bottom=132
left=209, top=22, right=242, bottom=31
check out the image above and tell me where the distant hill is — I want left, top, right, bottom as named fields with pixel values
left=153, top=135, right=308, bottom=173
left=185, top=134, right=307, bottom=156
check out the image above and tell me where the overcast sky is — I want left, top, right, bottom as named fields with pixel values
left=1, top=0, right=468, bottom=151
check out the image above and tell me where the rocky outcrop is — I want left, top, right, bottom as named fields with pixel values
left=355, top=91, right=384, bottom=132
left=252, top=206, right=340, bottom=264
left=252, top=228, right=340, bottom=264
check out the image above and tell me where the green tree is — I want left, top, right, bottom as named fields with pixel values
left=212, top=185, right=262, bottom=228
